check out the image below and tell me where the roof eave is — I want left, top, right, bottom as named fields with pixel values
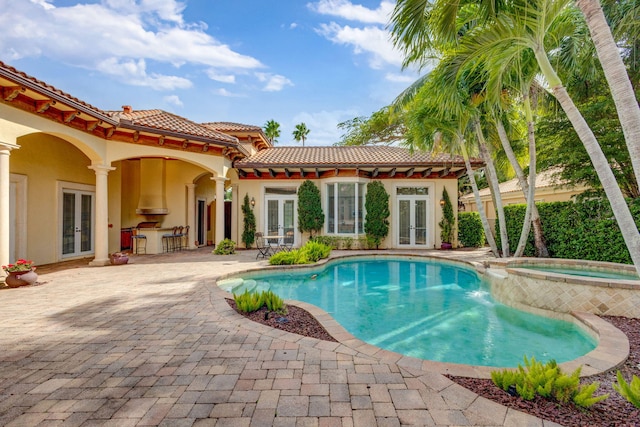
left=0, top=67, right=118, bottom=126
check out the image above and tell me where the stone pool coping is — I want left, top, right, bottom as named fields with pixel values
left=214, top=253, right=630, bottom=379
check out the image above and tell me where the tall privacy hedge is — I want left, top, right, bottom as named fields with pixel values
left=498, top=199, right=640, bottom=264
left=458, top=212, right=485, bottom=247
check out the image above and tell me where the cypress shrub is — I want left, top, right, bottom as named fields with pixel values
left=298, top=180, right=324, bottom=238
left=364, top=181, right=390, bottom=249
left=241, top=193, right=256, bottom=248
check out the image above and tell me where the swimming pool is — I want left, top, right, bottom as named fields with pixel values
left=512, top=265, right=639, bottom=281
left=221, top=256, right=596, bottom=367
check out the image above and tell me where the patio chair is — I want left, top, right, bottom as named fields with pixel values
left=255, top=232, right=271, bottom=259
left=279, top=231, right=294, bottom=252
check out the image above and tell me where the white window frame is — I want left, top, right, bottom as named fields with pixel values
left=325, top=179, right=367, bottom=235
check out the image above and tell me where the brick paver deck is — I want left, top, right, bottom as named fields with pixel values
left=0, top=248, right=562, bottom=426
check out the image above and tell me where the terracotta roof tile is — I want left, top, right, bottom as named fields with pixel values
left=107, top=109, right=238, bottom=144
left=234, top=146, right=478, bottom=168
left=0, top=60, right=116, bottom=123
left=203, top=122, right=263, bottom=132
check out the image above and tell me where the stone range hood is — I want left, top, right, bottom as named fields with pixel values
left=136, top=158, right=169, bottom=215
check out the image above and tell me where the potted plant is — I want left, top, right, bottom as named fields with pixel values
left=438, top=188, right=456, bottom=249
left=110, top=252, right=129, bottom=265
left=2, top=259, right=38, bottom=287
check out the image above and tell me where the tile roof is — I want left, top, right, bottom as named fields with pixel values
left=0, top=60, right=117, bottom=124
left=107, top=109, right=238, bottom=144
left=234, top=146, right=478, bottom=168
left=203, top=122, right=263, bottom=133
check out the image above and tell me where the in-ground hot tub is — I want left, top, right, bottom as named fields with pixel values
left=486, top=258, right=640, bottom=318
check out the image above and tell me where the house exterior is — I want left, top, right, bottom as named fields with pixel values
left=459, top=169, right=589, bottom=228
left=0, top=61, right=482, bottom=276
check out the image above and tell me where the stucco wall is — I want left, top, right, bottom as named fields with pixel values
left=11, top=133, right=95, bottom=265
left=234, top=177, right=459, bottom=249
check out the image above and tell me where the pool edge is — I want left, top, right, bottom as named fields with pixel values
left=212, top=253, right=629, bottom=379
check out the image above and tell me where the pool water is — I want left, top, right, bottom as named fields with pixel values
left=226, top=257, right=596, bottom=367
left=516, top=265, right=640, bottom=281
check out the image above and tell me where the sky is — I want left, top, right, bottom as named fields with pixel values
left=0, top=0, right=423, bottom=146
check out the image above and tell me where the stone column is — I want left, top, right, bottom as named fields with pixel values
left=213, top=177, right=227, bottom=246
left=89, top=164, right=115, bottom=266
left=0, top=142, right=18, bottom=278
left=231, top=183, right=239, bottom=245
left=186, top=183, right=196, bottom=249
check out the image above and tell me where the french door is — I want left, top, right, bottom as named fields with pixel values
left=265, top=196, right=296, bottom=246
left=397, top=196, right=429, bottom=247
left=61, top=189, right=94, bottom=258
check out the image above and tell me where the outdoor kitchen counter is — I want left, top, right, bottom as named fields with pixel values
left=138, top=227, right=174, bottom=254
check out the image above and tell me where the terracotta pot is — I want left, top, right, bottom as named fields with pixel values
left=110, top=254, right=129, bottom=265
left=5, top=269, right=38, bottom=287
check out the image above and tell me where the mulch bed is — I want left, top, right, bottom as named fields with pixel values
left=451, top=316, right=640, bottom=427
left=226, top=299, right=337, bottom=342
left=229, top=299, right=640, bottom=426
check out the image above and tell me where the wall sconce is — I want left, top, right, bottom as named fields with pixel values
left=250, top=197, right=255, bottom=208
left=439, top=198, right=445, bottom=207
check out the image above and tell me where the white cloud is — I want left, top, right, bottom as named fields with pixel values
left=385, top=73, right=416, bottom=83
left=256, top=73, right=294, bottom=92
left=317, top=22, right=402, bottom=68
left=215, top=88, right=247, bottom=98
left=163, top=94, right=183, bottom=107
left=308, top=0, right=394, bottom=24
left=290, top=22, right=298, bottom=29
left=206, top=70, right=236, bottom=84
left=0, top=0, right=264, bottom=89
left=95, top=58, right=192, bottom=90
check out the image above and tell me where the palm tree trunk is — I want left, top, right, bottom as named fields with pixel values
left=536, top=49, right=640, bottom=275
left=514, top=96, right=537, bottom=257
left=475, top=121, right=510, bottom=257
left=575, top=0, right=640, bottom=187
left=460, top=142, right=500, bottom=257
left=495, top=117, right=549, bottom=257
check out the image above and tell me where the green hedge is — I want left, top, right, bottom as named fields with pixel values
left=499, top=199, right=640, bottom=264
left=458, top=212, right=485, bottom=247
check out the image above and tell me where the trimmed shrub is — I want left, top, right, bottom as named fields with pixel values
left=298, top=180, right=324, bottom=238
left=499, top=198, right=640, bottom=263
left=364, top=181, right=390, bottom=249
left=241, top=194, right=256, bottom=248
left=213, top=239, right=236, bottom=255
left=458, top=212, right=485, bottom=247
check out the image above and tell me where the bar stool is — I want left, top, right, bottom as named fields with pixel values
left=181, top=225, right=190, bottom=249
left=131, top=228, right=147, bottom=254
left=162, top=226, right=178, bottom=253
left=175, top=226, right=184, bottom=251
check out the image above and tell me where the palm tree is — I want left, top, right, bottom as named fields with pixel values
left=293, top=123, right=310, bottom=147
left=574, top=0, right=640, bottom=186
left=263, top=119, right=281, bottom=144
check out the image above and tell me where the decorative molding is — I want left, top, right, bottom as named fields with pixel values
left=3, top=86, right=24, bottom=101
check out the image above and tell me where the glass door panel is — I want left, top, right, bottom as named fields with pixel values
left=399, top=200, right=410, bottom=245
left=397, top=196, right=429, bottom=247
left=62, top=193, right=76, bottom=255
left=414, top=200, right=427, bottom=245
left=62, top=190, right=94, bottom=257
left=267, top=200, right=279, bottom=236
left=283, top=200, right=294, bottom=236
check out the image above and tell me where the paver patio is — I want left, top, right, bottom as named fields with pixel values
left=0, top=247, right=560, bottom=426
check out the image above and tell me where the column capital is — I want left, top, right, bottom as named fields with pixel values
left=186, top=183, right=197, bottom=189
left=211, top=176, right=227, bottom=183
left=88, top=164, right=116, bottom=175
left=0, top=141, right=19, bottom=152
